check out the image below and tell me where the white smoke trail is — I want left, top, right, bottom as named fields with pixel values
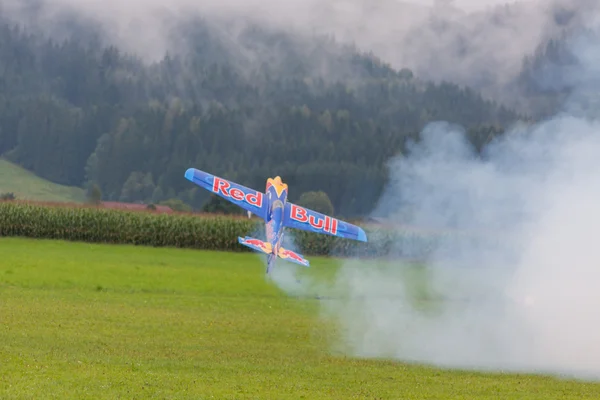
left=246, top=221, right=317, bottom=296
left=314, top=20, right=600, bottom=379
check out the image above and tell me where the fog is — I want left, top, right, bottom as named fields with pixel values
left=1, top=0, right=596, bottom=101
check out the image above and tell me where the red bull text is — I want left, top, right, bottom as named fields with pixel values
left=212, top=177, right=263, bottom=207
left=290, top=204, right=338, bottom=234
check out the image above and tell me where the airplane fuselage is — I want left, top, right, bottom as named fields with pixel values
left=264, top=176, right=288, bottom=272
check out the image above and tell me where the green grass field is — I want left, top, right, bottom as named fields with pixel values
left=0, top=159, right=85, bottom=202
left=1, top=238, right=600, bottom=399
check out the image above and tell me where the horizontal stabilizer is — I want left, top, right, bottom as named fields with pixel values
left=238, top=236, right=272, bottom=254
left=277, top=247, right=310, bottom=267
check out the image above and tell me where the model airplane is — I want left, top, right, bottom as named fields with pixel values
left=184, top=168, right=367, bottom=275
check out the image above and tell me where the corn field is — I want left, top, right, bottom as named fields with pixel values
left=0, top=201, right=464, bottom=259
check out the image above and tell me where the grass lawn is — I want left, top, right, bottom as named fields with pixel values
left=0, top=159, right=85, bottom=203
left=0, top=237, right=599, bottom=399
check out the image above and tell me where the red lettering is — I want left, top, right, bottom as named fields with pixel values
left=212, top=177, right=230, bottom=196
left=230, top=188, right=244, bottom=201
left=291, top=204, right=308, bottom=222
left=245, top=192, right=263, bottom=207
left=291, top=205, right=337, bottom=234
left=212, top=177, right=263, bottom=208
left=309, top=215, right=324, bottom=229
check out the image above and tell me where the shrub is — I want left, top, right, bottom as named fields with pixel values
left=296, top=191, right=334, bottom=216
left=0, top=192, right=16, bottom=201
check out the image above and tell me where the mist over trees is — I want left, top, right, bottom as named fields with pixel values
left=0, top=4, right=583, bottom=217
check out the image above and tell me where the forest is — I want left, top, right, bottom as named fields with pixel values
left=0, top=5, right=584, bottom=217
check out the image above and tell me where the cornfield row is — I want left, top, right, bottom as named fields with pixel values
left=0, top=201, right=485, bottom=259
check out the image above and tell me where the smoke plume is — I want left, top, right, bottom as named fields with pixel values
left=311, top=15, right=600, bottom=379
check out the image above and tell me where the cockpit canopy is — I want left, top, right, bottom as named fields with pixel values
left=269, top=199, right=284, bottom=221
left=271, top=200, right=283, bottom=210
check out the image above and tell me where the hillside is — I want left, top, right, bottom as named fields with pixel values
left=0, top=159, right=85, bottom=203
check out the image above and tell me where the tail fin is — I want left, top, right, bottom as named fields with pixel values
left=238, top=236, right=273, bottom=254
left=238, top=236, right=310, bottom=268
left=277, top=247, right=310, bottom=267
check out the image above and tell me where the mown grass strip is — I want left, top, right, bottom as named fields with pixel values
left=1, top=238, right=600, bottom=399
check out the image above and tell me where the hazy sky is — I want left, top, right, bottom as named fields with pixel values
left=405, top=0, right=526, bottom=11
left=0, top=0, right=582, bottom=107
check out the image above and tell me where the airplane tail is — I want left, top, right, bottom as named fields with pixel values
left=238, top=236, right=310, bottom=268
left=238, top=236, right=273, bottom=254
left=277, top=246, right=310, bottom=267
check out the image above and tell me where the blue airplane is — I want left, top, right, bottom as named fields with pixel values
left=184, top=168, right=368, bottom=275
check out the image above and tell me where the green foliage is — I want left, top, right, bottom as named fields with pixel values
left=0, top=201, right=452, bottom=258
left=201, top=194, right=245, bottom=215
left=159, top=198, right=192, bottom=212
left=86, top=183, right=102, bottom=205
left=296, top=191, right=334, bottom=215
left=0, top=202, right=252, bottom=251
left=120, top=172, right=155, bottom=203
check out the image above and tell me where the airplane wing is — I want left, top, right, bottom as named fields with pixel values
left=184, top=168, right=268, bottom=219
left=282, top=202, right=367, bottom=242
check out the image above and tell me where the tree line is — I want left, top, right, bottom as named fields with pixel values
left=0, top=14, right=531, bottom=217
